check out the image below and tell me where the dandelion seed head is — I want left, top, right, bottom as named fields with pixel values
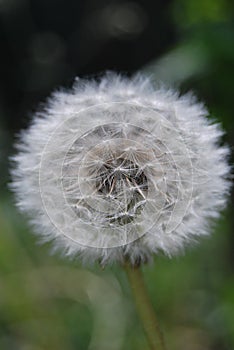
left=10, top=73, right=231, bottom=265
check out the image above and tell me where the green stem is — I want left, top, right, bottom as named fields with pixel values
left=124, top=262, right=167, bottom=350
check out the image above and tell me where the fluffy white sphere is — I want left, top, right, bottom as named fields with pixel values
left=11, top=73, right=230, bottom=266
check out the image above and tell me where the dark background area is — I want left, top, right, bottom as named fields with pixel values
left=0, top=1, right=234, bottom=349
left=0, top=0, right=174, bottom=132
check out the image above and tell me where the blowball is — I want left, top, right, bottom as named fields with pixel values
left=10, top=73, right=230, bottom=266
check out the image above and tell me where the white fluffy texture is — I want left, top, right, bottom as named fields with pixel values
left=11, top=73, right=230, bottom=266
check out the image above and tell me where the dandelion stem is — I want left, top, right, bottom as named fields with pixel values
left=124, top=262, right=167, bottom=350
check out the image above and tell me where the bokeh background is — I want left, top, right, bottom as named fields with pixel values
left=0, top=0, right=234, bottom=349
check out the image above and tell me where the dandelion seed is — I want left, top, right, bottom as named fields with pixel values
left=10, top=73, right=230, bottom=266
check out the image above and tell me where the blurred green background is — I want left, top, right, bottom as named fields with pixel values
left=0, top=0, right=234, bottom=349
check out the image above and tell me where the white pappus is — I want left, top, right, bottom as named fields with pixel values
left=10, top=73, right=231, bottom=266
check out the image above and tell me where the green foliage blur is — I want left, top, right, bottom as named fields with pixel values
left=0, top=0, right=233, bottom=349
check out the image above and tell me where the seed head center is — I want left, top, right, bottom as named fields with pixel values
left=95, top=158, right=148, bottom=224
